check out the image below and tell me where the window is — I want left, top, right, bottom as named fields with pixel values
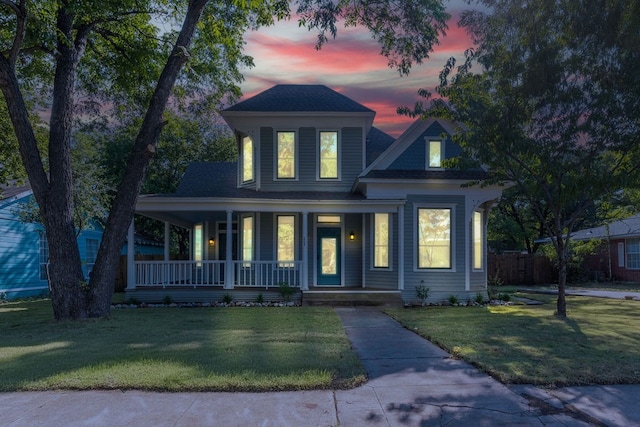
left=317, top=215, right=341, bottom=224
left=241, top=135, right=254, bottom=183
left=627, top=239, right=640, bottom=269
left=39, top=231, right=49, bottom=280
left=194, top=224, right=203, bottom=265
left=85, top=238, right=99, bottom=277
left=277, top=215, right=295, bottom=266
left=276, top=131, right=296, bottom=179
left=242, top=216, right=254, bottom=263
left=319, top=131, right=338, bottom=179
left=473, top=211, right=483, bottom=270
left=417, top=208, right=451, bottom=269
left=374, top=213, right=390, bottom=268
left=428, top=140, right=443, bottom=168
left=618, top=242, right=625, bottom=268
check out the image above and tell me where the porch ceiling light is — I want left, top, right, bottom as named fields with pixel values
left=208, top=237, right=215, bottom=246
left=349, top=231, right=355, bottom=241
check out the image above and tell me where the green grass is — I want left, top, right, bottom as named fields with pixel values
left=387, top=293, right=640, bottom=386
left=0, top=300, right=365, bottom=392
left=568, top=281, right=640, bottom=292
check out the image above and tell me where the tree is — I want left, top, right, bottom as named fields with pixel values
left=0, top=0, right=449, bottom=320
left=409, top=0, right=640, bottom=317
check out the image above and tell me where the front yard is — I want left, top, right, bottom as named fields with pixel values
left=387, top=292, right=640, bottom=386
left=0, top=300, right=365, bottom=392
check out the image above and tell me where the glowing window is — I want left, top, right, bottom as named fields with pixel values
left=417, top=208, right=451, bottom=269
left=319, top=131, right=338, bottom=179
left=277, top=131, right=296, bottom=179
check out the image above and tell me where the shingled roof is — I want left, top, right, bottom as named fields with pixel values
left=172, top=162, right=365, bottom=200
left=223, top=85, right=374, bottom=113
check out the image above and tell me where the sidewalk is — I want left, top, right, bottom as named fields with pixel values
left=3, top=307, right=639, bottom=426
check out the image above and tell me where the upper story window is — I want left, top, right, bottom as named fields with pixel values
left=427, top=139, right=443, bottom=168
left=241, top=135, right=254, bottom=184
left=318, top=131, right=339, bottom=179
left=276, top=131, right=296, bottom=179
left=417, top=207, right=451, bottom=269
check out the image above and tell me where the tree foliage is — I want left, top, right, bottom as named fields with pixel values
left=407, top=0, right=640, bottom=317
left=0, top=0, right=449, bottom=320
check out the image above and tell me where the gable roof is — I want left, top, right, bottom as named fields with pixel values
left=366, top=127, right=395, bottom=166
left=223, top=85, right=374, bottom=113
left=0, top=181, right=32, bottom=207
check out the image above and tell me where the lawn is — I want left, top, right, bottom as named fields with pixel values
left=0, top=300, right=366, bottom=392
left=387, top=293, right=640, bottom=386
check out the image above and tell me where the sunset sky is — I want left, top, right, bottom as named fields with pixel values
left=239, top=1, right=474, bottom=137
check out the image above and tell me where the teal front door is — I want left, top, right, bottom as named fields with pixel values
left=317, top=227, right=341, bottom=286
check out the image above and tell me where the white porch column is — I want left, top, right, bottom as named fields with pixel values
left=225, top=210, right=234, bottom=289
left=301, top=212, right=309, bottom=290
left=163, top=221, right=170, bottom=261
left=397, top=205, right=404, bottom=290
left=126, top=220, right=135, bottom=290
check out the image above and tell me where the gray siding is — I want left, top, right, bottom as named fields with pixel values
left=390, top=122, right=462, bottom=170
left=400, top=195, right=469, bottom=304
left=258, top=126, right=363, bottom=192
left=363, top=213, right=399, bottom=289
left=344, top=213, right=363, bottom=286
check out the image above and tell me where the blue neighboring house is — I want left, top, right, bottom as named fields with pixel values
left=131, top=85, right=506, bottom=305
left=0, top=182, right=103, bottom=300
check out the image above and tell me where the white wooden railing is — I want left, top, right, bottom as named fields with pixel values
left=134, top=260, right=301, bottom=289
left=135, top=260, right=225, bottom=288
left=233, top=261, right=301, bottom=288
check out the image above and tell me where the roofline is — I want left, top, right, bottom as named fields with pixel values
left=0, top=189, right=33, bottom=208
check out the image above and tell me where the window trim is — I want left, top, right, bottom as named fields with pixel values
left=275, top=214, right=297, bottom=266
left=426, top=138, right=444, bottom=169
left=414, top=204, right=456, bottom=272
left=472, top=210, right=484, bottom=271
left=317, top=130, right=341, bottom=181
left=274, top=130, right=298, bottom=181
left=371, top=212, right=392, bottom=270
left=240, top=134, right=255, bottom=185
left=626, top=238, right=640, bottom=270
left=241, top=215, right=254, bottom=264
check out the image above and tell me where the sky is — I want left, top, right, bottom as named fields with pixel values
left=238, top=1, right=474, bottom=138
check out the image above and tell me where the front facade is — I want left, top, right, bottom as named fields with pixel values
left=0, top=184, right=103, bottom=300
left=132, top=85, right=504, bottom=304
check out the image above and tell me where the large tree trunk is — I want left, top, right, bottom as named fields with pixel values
left=555, top=239, right=568, bottom=318
left=87, top=0, right=209, bottom=318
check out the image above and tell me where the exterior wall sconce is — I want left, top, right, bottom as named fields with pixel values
left=349, top=231, right=355, bottom=241
left=208, top=237, right=215, bottom=246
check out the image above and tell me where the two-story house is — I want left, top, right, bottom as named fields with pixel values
left=130, top=84, right=504, bottom=305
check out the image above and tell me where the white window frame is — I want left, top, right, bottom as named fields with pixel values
left=194, top=224, right=203, bottom=266
left=317, top=130, right=341, bottom=180
left=372, top=213, right=392, bottom=270
left=473, top=210, right=484, bottom=271
left=274, top=130, right=298, bottom=180
left=426, top=138, right=444, bottom=169
left=276, top=214, right=297, bottom=267
left=626, top=238, right=640, bottom=270
left=414, top=205, right=456, bottom=271
left=241, top=135, right=255, bottom=185
left=241, top=215, right=254, bottom=264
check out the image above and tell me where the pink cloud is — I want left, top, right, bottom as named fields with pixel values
left=238, top=9, right=475, bottom=137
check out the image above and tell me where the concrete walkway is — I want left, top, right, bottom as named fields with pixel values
left=3, top=307, right=640, bottom=426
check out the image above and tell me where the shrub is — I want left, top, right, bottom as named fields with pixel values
left=415, top=283, right=430, bottom=307
left=256, top=293, right=264, bottom=304
left=448, top=295, right=459, bottom=305
left=497, top=292, right=511, bottom=302
left=278, top=282, right=295, bottom=302
left=163, top=295, right=172, bottom=305
left=475, top=292, right=484, bottom=304
left=222, top=293, right=233, bottom=304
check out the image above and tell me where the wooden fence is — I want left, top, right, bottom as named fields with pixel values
left=487, top=253, right=556, bottom=286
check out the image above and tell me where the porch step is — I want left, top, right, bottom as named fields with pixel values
left=302, top=290, right=404, bottom=307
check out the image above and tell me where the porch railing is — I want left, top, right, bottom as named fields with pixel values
left=135, top=260, right=225, bottom=288
left=234, top=261, right=301, bottom=289
left=134, top=260, right=301, bottom=289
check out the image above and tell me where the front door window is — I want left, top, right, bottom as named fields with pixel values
left=317, top=227, right=341, bottom=285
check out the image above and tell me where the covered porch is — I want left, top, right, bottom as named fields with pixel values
left=128, top=194, right=405, bottom=302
